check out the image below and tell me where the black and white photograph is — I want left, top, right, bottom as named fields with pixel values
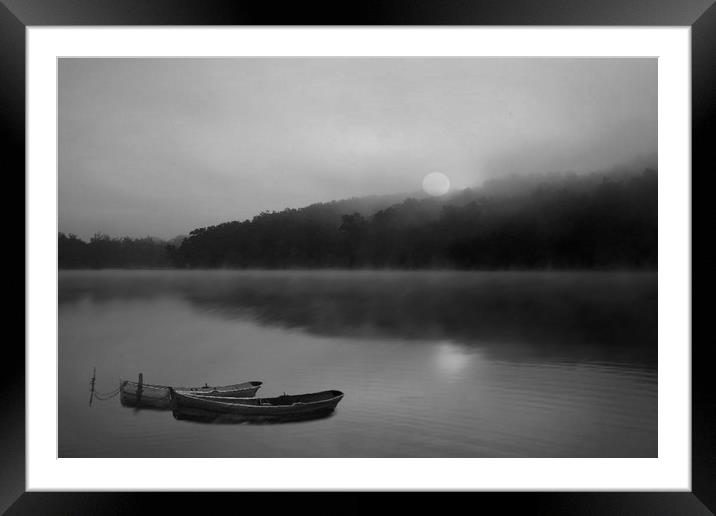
left=58, top=57, right=658, bottom=458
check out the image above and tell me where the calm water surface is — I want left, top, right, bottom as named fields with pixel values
left=59, top=270, right=657, bottom=457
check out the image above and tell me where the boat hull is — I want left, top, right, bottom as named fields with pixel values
left=172, top=390, right=344, bottom=420
left=172, top=406, right=338, bottom=424
left=120, top=382, right=173, bottom=409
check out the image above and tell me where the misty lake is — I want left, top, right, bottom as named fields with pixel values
left=59, top=270, right=657, bottom=457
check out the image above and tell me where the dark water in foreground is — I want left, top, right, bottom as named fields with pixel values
left=59, top=270, right=657, bottom=457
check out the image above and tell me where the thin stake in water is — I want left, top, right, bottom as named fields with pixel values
left=89, top=367, right=96, bottom=406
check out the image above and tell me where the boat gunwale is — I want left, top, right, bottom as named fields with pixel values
left=174, top=390, right=344, bottom=409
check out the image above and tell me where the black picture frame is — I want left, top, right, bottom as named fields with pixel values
left=6, top=0, right=712, bottom=514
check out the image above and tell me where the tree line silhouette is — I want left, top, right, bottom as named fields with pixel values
left=59, top=168, right=657, bottom=270
left=58, top=233, right=174, bottom=269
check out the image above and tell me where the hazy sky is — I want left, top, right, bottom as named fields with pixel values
left=59, top=58, right=656, bottom=239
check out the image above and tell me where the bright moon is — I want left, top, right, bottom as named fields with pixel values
left=422, top=172, right=451, bottom=196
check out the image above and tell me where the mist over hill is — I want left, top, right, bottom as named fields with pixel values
left=59, top=166, right=657, bottom=270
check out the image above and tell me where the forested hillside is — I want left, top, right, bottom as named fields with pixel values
left=59, top=168, right=657, bottom=270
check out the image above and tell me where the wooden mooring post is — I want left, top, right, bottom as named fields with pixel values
left=89, top=367, right=96, bottom=406
left=136, top=373, right=143, bottom=405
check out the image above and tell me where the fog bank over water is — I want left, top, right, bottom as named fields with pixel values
left=59, top=269, right=657, bottom=363
left=59, top=58, right=656, bottom=240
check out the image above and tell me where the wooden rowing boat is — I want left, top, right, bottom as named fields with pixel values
left=119, top=380, right=263, bottom=409
left=172, top=389, right=344, bottom=421
left=173, top=381, right=263, bottom=397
